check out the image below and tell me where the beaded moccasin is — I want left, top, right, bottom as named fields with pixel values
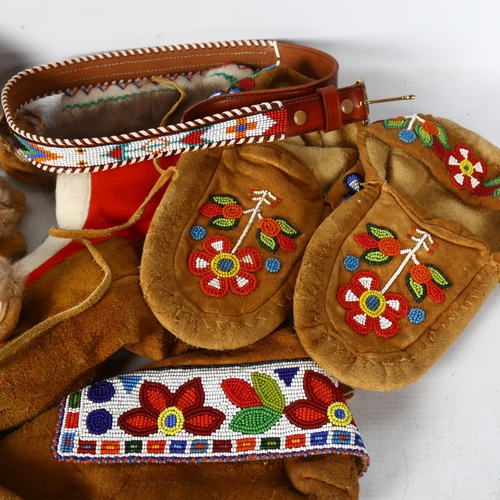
left=294, top=114, right=500, bottom=391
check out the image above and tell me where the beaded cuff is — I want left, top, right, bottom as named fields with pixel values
left=52, top=359, right=369, bottom=475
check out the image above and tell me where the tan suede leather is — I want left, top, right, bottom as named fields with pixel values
left=295, top=114, right=500, bottom=391
left=140, top=143, right=326, bottom=350
left=0, top=329, right=363, bottom=500
left=0, top=238, right=173, bottom=431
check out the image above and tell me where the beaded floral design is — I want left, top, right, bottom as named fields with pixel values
left=283, top=371, right=352, bottom=429
left=406, top=264, right=451, bottom=303
left=257, top=217, right=300, bottom=253
left=354, top=224, right=401, bottom=265
left=222, top=372, right=286, bottom=434
left=340, top=224, right=453, bottom=337
left=200, top=195, right=243, bottom=230
left=337, top=271, right=409, bottom=338
left=384, top=114, right=500, bottom=197
left=445, top=144, right=486, bottom=194
left=53, top=360, right=370, bottom=474
left=208, top=65, right=276, bottom=97
left=189, top=189, right=302, bottom=297
left=118, top=379, right=225, bottom=437
left=188, top=235, right=262, bottom=298
left=384, top=114, right=450, bottom=159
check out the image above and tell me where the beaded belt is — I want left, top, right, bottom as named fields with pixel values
left=1, top=40, right=412, bottom=173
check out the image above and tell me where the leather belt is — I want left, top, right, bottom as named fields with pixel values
left=0, top=40, right=371, bottom=173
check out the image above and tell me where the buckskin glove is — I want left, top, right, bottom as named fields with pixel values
left=0, top=237, right=172, bottom=432
left=295, top=114, right=500, bottom=391
left=0, top=328, right=369, bottom=500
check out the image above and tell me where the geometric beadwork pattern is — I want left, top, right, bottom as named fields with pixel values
left=53, top=359, right=370, bottom=475
left=15, top=108, right=288, bottom=173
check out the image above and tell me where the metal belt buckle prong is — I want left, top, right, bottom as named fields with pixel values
left=355, top=77, right=415, bottom=125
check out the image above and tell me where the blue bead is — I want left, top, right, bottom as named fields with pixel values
left=408, top=307, right=426, bottom=324
left=366, top=294, right=380, bottom=311
left=190, top=225, right=206, bottom=241
left=399, top=129, right=416, bottom=144
left=342, top=173, right=364, bottom=200
left=86, top=409, right=113, bottom=435
left=335, top=409, right=345, bottom=419
left=343, top=255, right=360, bottom=272
left=265, top=258, right=281, bottom=273
left=218, top=258, right=234, bottom=272
left=87, top=381, right=115, bottom=403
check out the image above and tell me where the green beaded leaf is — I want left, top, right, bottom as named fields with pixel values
left=275, top=217, right=300, bottom=237
left=251, top=373, right=285, bottom=413
left=435, top=123, right=450, bottom=150
left=257, top=230, right=278, bottom=254
left=209, top=216, right=239, bottom=230
left=383, top=118, right=409, bottom=129
left=415, top=124, right=434, bottom=147
left=406, top=274, right=426, bottom=303
left=361, top=249, right=392, bottom=266
left=484, top=176, right=500, bottom=187
left=367, top=223, right=397, bottom=241
left=229, top=406, right=282, bottom=434
left=210, top=194, right=240, bottom=206
left=427, top=265, right=452, bottom=289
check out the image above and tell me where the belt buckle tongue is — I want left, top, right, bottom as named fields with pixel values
left=354, top=77, right=415, bottom=125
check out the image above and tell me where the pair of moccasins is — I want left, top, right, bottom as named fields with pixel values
left=1, top=59, right=499, bottom=499
left=140, top=112, right=500, bottom=393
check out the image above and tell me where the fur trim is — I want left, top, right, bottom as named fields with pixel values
left=0, top=177, right=14, bottom=207
left=25, top=64, right=255, bottom=140
left=0, top=177, right=18, bottom=237
left=0, top=256, right=25, bottom=302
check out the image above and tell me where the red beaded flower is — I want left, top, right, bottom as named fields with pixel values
left=337, top=271, right=409, bottom=338
left=354, top=224, right=401, bottom=265
left=188, top=235, right=262, bottom=298
left=117, top=379, right=225, bottom=437
left=406, top=264, right=451, bottom=303
left=284, top=371, right=352, bottom=429
left=445, top=144, right=486, bottom=193
left=199, top=194, right=243, bottom=230
left=256, top=217, right=301, bottom=254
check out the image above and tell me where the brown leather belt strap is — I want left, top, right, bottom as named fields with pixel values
left=1, top=40, right=368, bottom=173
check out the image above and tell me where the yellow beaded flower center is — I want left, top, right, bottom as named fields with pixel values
left=157, top=407, right=185, bottom=436
left=327, top=402, right=352, bottom=426
left=359, top=290, right=386, bottom=318
left=210, top=252, right=241, bottom=278
left=459, top=159, right=474, bottom=177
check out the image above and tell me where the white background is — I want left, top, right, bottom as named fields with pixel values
left=1, top=1, right=500, bottom=498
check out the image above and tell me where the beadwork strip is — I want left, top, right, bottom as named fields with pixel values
left=15, top=106, right=287, bottom=173
left=53, top=359, right=369, bottom=475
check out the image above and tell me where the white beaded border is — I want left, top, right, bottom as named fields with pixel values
left=17, top=103, right=286, bottom=173
left=52, top=359, right=370, bottom=475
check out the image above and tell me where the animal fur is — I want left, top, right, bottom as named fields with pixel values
left=23, top=65, right=255, bottom=140
left=0, top=256, right=25, bottom=303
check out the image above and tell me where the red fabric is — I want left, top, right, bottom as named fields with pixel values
left=26, top=156, right=179, bottom=285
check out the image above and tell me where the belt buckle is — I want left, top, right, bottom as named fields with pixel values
left=355, top=77, right=415, bottom=125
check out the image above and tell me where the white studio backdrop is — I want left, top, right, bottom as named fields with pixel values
left=1, top=1, right=500, bottom=498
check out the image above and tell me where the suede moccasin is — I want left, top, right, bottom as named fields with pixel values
left=295, top=114, right=500, bottom=391
left=140, top=143, right=327, bottom=350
